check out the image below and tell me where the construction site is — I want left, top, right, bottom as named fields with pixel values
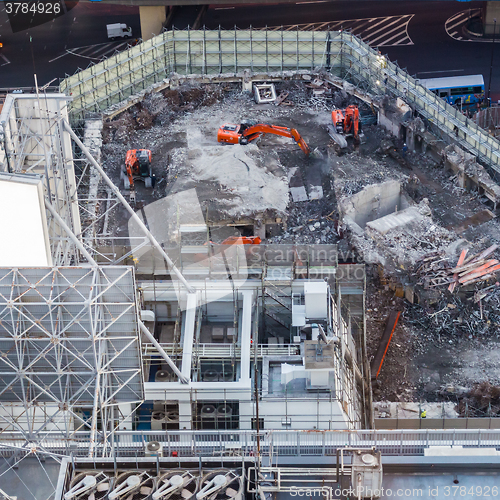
left=3, top=27, right=500, bottom=500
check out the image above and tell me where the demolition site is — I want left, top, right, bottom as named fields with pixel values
left=3, top=28, right=500, bottom=500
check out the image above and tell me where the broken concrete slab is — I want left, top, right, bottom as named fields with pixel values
left=288, top=167, right=308, bottom=202
left=366, top=206, right=425, bottom=235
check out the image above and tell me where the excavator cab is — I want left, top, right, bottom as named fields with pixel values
left=136, top=149, right=152, bottom=177
left=122, top=149, right=156, bottom=197
left=344, top=105, right=360, bottom=141
left=331, top=109, right=345, bottom=134
left=217, top=124, right=242, bottom=144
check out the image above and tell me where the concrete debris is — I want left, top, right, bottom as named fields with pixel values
left=96, top=71, right=500, bottom=412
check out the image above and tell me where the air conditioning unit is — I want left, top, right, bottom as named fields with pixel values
left=156, top=370, right=171, bottom=382
left=219, top=371, right=233, bottom=382
left=109, top=471, right=155, bottom=499
left=166, top=410, right=180, bottom=424
left=216, top=404, right=232, bottom=419
left=153, top=471, right=198, bottom=500
left=197, top=470, right=243, bottom=500
left=151, top=411, right=167, bottom=430
left=145, top=440, right=163, bottom=458
left=202, top=370, right=219, bottom=382
left=200, top=404, right=216, bottom=419
left=65, top=471, right=111, bottom=500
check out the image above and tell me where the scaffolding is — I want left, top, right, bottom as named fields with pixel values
left=0, top=266, right=144, bottom=458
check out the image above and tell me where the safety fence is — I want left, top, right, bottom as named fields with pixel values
left=2, top=428, right=500, bottom=459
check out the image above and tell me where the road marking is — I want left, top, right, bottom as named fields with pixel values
left=49, top=42, right=133, bottom=63
left=0, top=54, right=10, bottom=66
left=445, top=8, right=485, bottom=43
left=448, top=17, right=468, bottom=31
left=48, top=52, right=68, bottom=63
left=263, top=14, right=414, bottom=46
left=417, top=69, right=464, bottom=75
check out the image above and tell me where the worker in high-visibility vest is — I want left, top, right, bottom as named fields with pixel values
left=420, top=410, right=427, bottom=419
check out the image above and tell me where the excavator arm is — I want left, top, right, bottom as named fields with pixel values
left=217, top=123, right=310, bottom=155
left=242, top=124, right=311, bottom=155
left=124, top=150, right=137, bottom=192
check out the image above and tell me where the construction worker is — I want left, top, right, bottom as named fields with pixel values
left=402, top=143, right=408, bottom=158
left=420, top=410, right=427, bottom=419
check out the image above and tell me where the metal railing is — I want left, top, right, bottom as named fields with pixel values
left=143, top=342, right=300, bottom=359
left=2, top=429, right=500, bottom=459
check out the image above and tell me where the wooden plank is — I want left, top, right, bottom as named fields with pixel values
left=459, top=263, right=500, bottom=284
left=448, top=248, right=468, bottom=293
left=371, top=311, right=401, bottom=380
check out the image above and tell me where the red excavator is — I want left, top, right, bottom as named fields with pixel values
left=330, top=105, right=360, bottom=147
left=331, top=105, right=360, bottom=140
left=221, top=236, right=261, bottom=245
left=121, top=149, right=156, bottom=199
left=217, top=122, right=310, bottom=155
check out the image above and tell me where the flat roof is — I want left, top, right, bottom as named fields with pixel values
left=0, top=172, right=52, bottom=267
left=418, top=74, right=484, bottom=90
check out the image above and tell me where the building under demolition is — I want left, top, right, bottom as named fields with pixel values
left=2, top=28, right=500, bottom=500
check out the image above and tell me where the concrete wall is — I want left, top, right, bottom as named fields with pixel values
left=140, top=5, right=166, bottom=41
left=342, top=180, right=407, bottom=228
left=484, top=2, right=500, bottom=35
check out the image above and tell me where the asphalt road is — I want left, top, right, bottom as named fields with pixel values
left=0, top=2, right=140, bottom=88
left=0, top=0, right=497, bottom=101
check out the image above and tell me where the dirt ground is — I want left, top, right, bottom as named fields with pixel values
left=100, top=77, right=500, bottom=414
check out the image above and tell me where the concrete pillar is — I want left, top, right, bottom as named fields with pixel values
left=484, top=2, right=500, bottom=35
left=140, top=5, right=166, bottom=41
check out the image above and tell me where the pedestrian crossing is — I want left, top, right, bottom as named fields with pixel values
left=264, top=14, right=414, bottom=47
left=445, top=8, right=481, bottom=42
left=49, top=41, right=133, bottom=64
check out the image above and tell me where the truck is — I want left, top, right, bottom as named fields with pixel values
left=106, top=24, right=132, bottom=40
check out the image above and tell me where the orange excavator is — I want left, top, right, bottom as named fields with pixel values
left=330, top=105, right=360, bottom=147
left=121, top=149, right=156, bottom=199
left=221, top=236, right=261, bottom=245
left=217, top=122, right=310, bottom=155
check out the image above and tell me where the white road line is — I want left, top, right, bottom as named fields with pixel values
left=374, top=29, right=408, bottom=46
left=88, top=43, right=114, bottom=56
left=364, top=16, right=405, bottom=38
left=450, top=31, right=458, bottom=37
left=264, top=14, right=414, bottom=47
left=48, top=52, right=68, bottom=63
left=78, top=45, right=103, bottom=55
left=447, top=18, right=467, bottom=31
left=447, top=11, right=467, bottom=23
left=369, top=25, right=406, bottom=46
left=386, top=36, right=412, bottom=46
left=0, top=54, right=10, bottom=66
left=363, top=16, right=395, bottom=33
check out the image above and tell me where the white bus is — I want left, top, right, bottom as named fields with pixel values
left=418, top=74, right=484, bottom=106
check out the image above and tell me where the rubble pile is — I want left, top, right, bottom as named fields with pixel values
left=457, top=382, right=500, bottom=417
left=413, top=245, right=500, bottom=290
left=98, top=74, right=500, bottom=409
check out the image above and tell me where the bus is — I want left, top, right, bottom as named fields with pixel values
left=417, top=74, right=484, bottom=107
